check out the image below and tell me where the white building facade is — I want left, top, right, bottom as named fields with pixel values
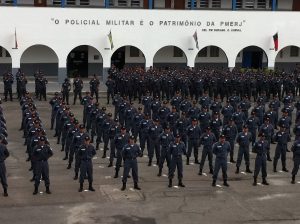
left=0, top=6, right=300, bottom=82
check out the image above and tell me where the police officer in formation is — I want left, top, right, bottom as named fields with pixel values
left=0, top=135, right=9, bottom=197
left=90, top=74, right=100, bottom=103
left=212, top=134, right=230, bottom=187
left=73, top=75, right=83, bottom=105
left=34, top=71, right=48, bottom=101
left=121, top=135, right=142, bottom=191
left=62, top=78, right=71, bottom=105
left=3, top=72, right=13, bottom=102
left=78, top=136, right=96, bottom=192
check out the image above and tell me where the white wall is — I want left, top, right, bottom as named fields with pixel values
left=0, top=7, right=300, bottom=69
left=20, top=45, right=58, bottom=63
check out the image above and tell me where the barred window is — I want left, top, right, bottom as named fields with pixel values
left=199, top=0, right=209, bottom=8
left=210, top=46, right=220, bottom=57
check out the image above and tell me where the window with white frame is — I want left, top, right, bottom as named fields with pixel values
left=131, top=0, right=140, bottom=7
left=199, top=0, right=209, bottom=8
left=118, top=0, right=127, bottom=7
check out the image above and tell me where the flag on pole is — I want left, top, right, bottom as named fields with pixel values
left=193, top=30, right=199, bottom=50
left=13, top=28, right=18, bottom=49
left=108, top=30, right=114, bottom=50
left=273, top=32, right=278, bottom=51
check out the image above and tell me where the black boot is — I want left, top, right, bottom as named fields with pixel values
left=33, top=185, right=38, bottom=195
left=114, top=170, right=119, bottom=178
left=96, top=143, right=99, bottom=151
left=73, top=173, right=78, bottom=180
left=67, top=163, right=71, bottom=169
left=235, top=166, right=239, bottom=174
left=89, top=183, right=95, bottom=192
left=282, top=167, right=289, bottom=172
left=61, top=145, right=64, bottom=152
left=209, top=168, right=214, bottom=174
left=198, top=168, right=203, bottom=175
left=230, top=157, right=236, bottom=163
left=262, top=178, right=269, bottom=185
left=107, top=161, right=113, bottom=167
left=186, top=157, right=190, bottom=165
left=148, top=159, right=152, bottom=167
left=63, top=153, right=68, bottom=160
left=253, top=177, right=257, bottom=186
left=157, top=168, right=162, bottom=177
left=212, top=180, right=216, bottom=187
left=178, top=179, right=185, bottom=187
left=223, top=180, right=229, bottom=187
left=78, top=183, right=83, bottom=192
left=168, top=179, right=172, bottom=188
left=273, top=162, right=277, bottom=172
left=46, top=186, right=51, bottom=194
left=3, top=188, right=8, bottom=197
left=121, top=182, right=126, bottom=191
left=134, top=182, right=141, bottom=190
left=102, top=150, right=107, bottom=158
left=246, top=165, right=253, bottom=173
left=291, top=175, right=296, bottom=184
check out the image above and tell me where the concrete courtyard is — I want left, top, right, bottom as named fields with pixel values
left=0, top=94, right=300, bottom=224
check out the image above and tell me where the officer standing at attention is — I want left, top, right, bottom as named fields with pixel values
left=105, top=76, right=115, bottom=104
left=0, top=135, right=9, bottom=197
left=3, top=73, right=13, bottom=102
left=121, top=136, right=142, bottom=191
left=212, top=134, right=231, bottom=187
left=157, top=126, right=174, bottom=177
left=199, top=127, right=216, bottom=175
left=78, top=136, right=96, bottom=192
left=32, top=136, right=53, bottom=195
left=252, top=133, right=269, bottom=186
left=186, top=118, right=201, bottom=165
left=291, top=138, right=300, bottom=184
left=235, top=125, right=253, bottom=174
left=273, top=125, right=291, bottom=172
left=90, top=74, right=100, bottom=103
left=73, top=75, right=83, bottom=105
left=168, top=134, right=186, bottom=188
left=113, top=127, right=129, bottom=178
left=62, top=78, right=71, bottom=105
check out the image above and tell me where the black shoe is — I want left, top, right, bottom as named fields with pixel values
left=33, top=187, right=38, bottom=195
left=235, top=167, right=239, bottom=174
left=67, top=164, right=71, bottom=169
left=29, top=167, right=33, bottom=171
left=63, top=157, right=68, bottom=160
left=282, top=168, right=289, bottom=172
left=3, top=189, right=8, bottom=197
left=267, top=158, right=272, bottom=162
left=195, top=159, right=199, bottom=164
left=61, top=148, right=64, bottom=152
left=291, top=175, right=296, bottom=184
left=273, top=168, right=277, bottom=173
left=78, top=187, right=83, bottom=192
left=148, top=160, right=152, bottom=167
left=26, top=158, right=30, bottom=162
left=223, top=181, right=229, bottom=187
left=121, top=182, right=126, bottom=191
left=102, top=153, right=106, bottom=158
left=89, top=186, right=95, bottom=192
left=198, top=170, right=202, bottom=175
left=209, top=169, right=214, bottom=174
left=108, top=162, right=113, bottom=167
left=230, top=159, right=236, bottom=163
left=73, top=175, right=78, bottom=180
left=46, top=187, right=51, bottom=194
left=212, top=180, right=216, bottom=187
left=134, top=183, right=141, bottom=190
left=186, top=157, right=190, bottom=165
left=114, top=171, right=119, bottom=178
left=178, top=181, right=185, bottom=187
left=168, top=179, right=172, bottom=188
left=253, top=177, right=257, bottom=186
left=262, top=179, right=269, bottom=185
left=246, top=166, right=253, bottom=173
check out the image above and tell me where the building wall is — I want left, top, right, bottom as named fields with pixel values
left=0, top=7, right=300, bottom=81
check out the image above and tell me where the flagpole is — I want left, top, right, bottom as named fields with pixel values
left=12, top=27, right=18, bottom=50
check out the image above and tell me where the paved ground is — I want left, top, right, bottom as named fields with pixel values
left=1, top=94, right=300, bottom=224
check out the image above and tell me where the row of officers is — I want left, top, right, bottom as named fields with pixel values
left=45, top=91, right=300, bottom=193
left=107, top=66, right=300, bottom=104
